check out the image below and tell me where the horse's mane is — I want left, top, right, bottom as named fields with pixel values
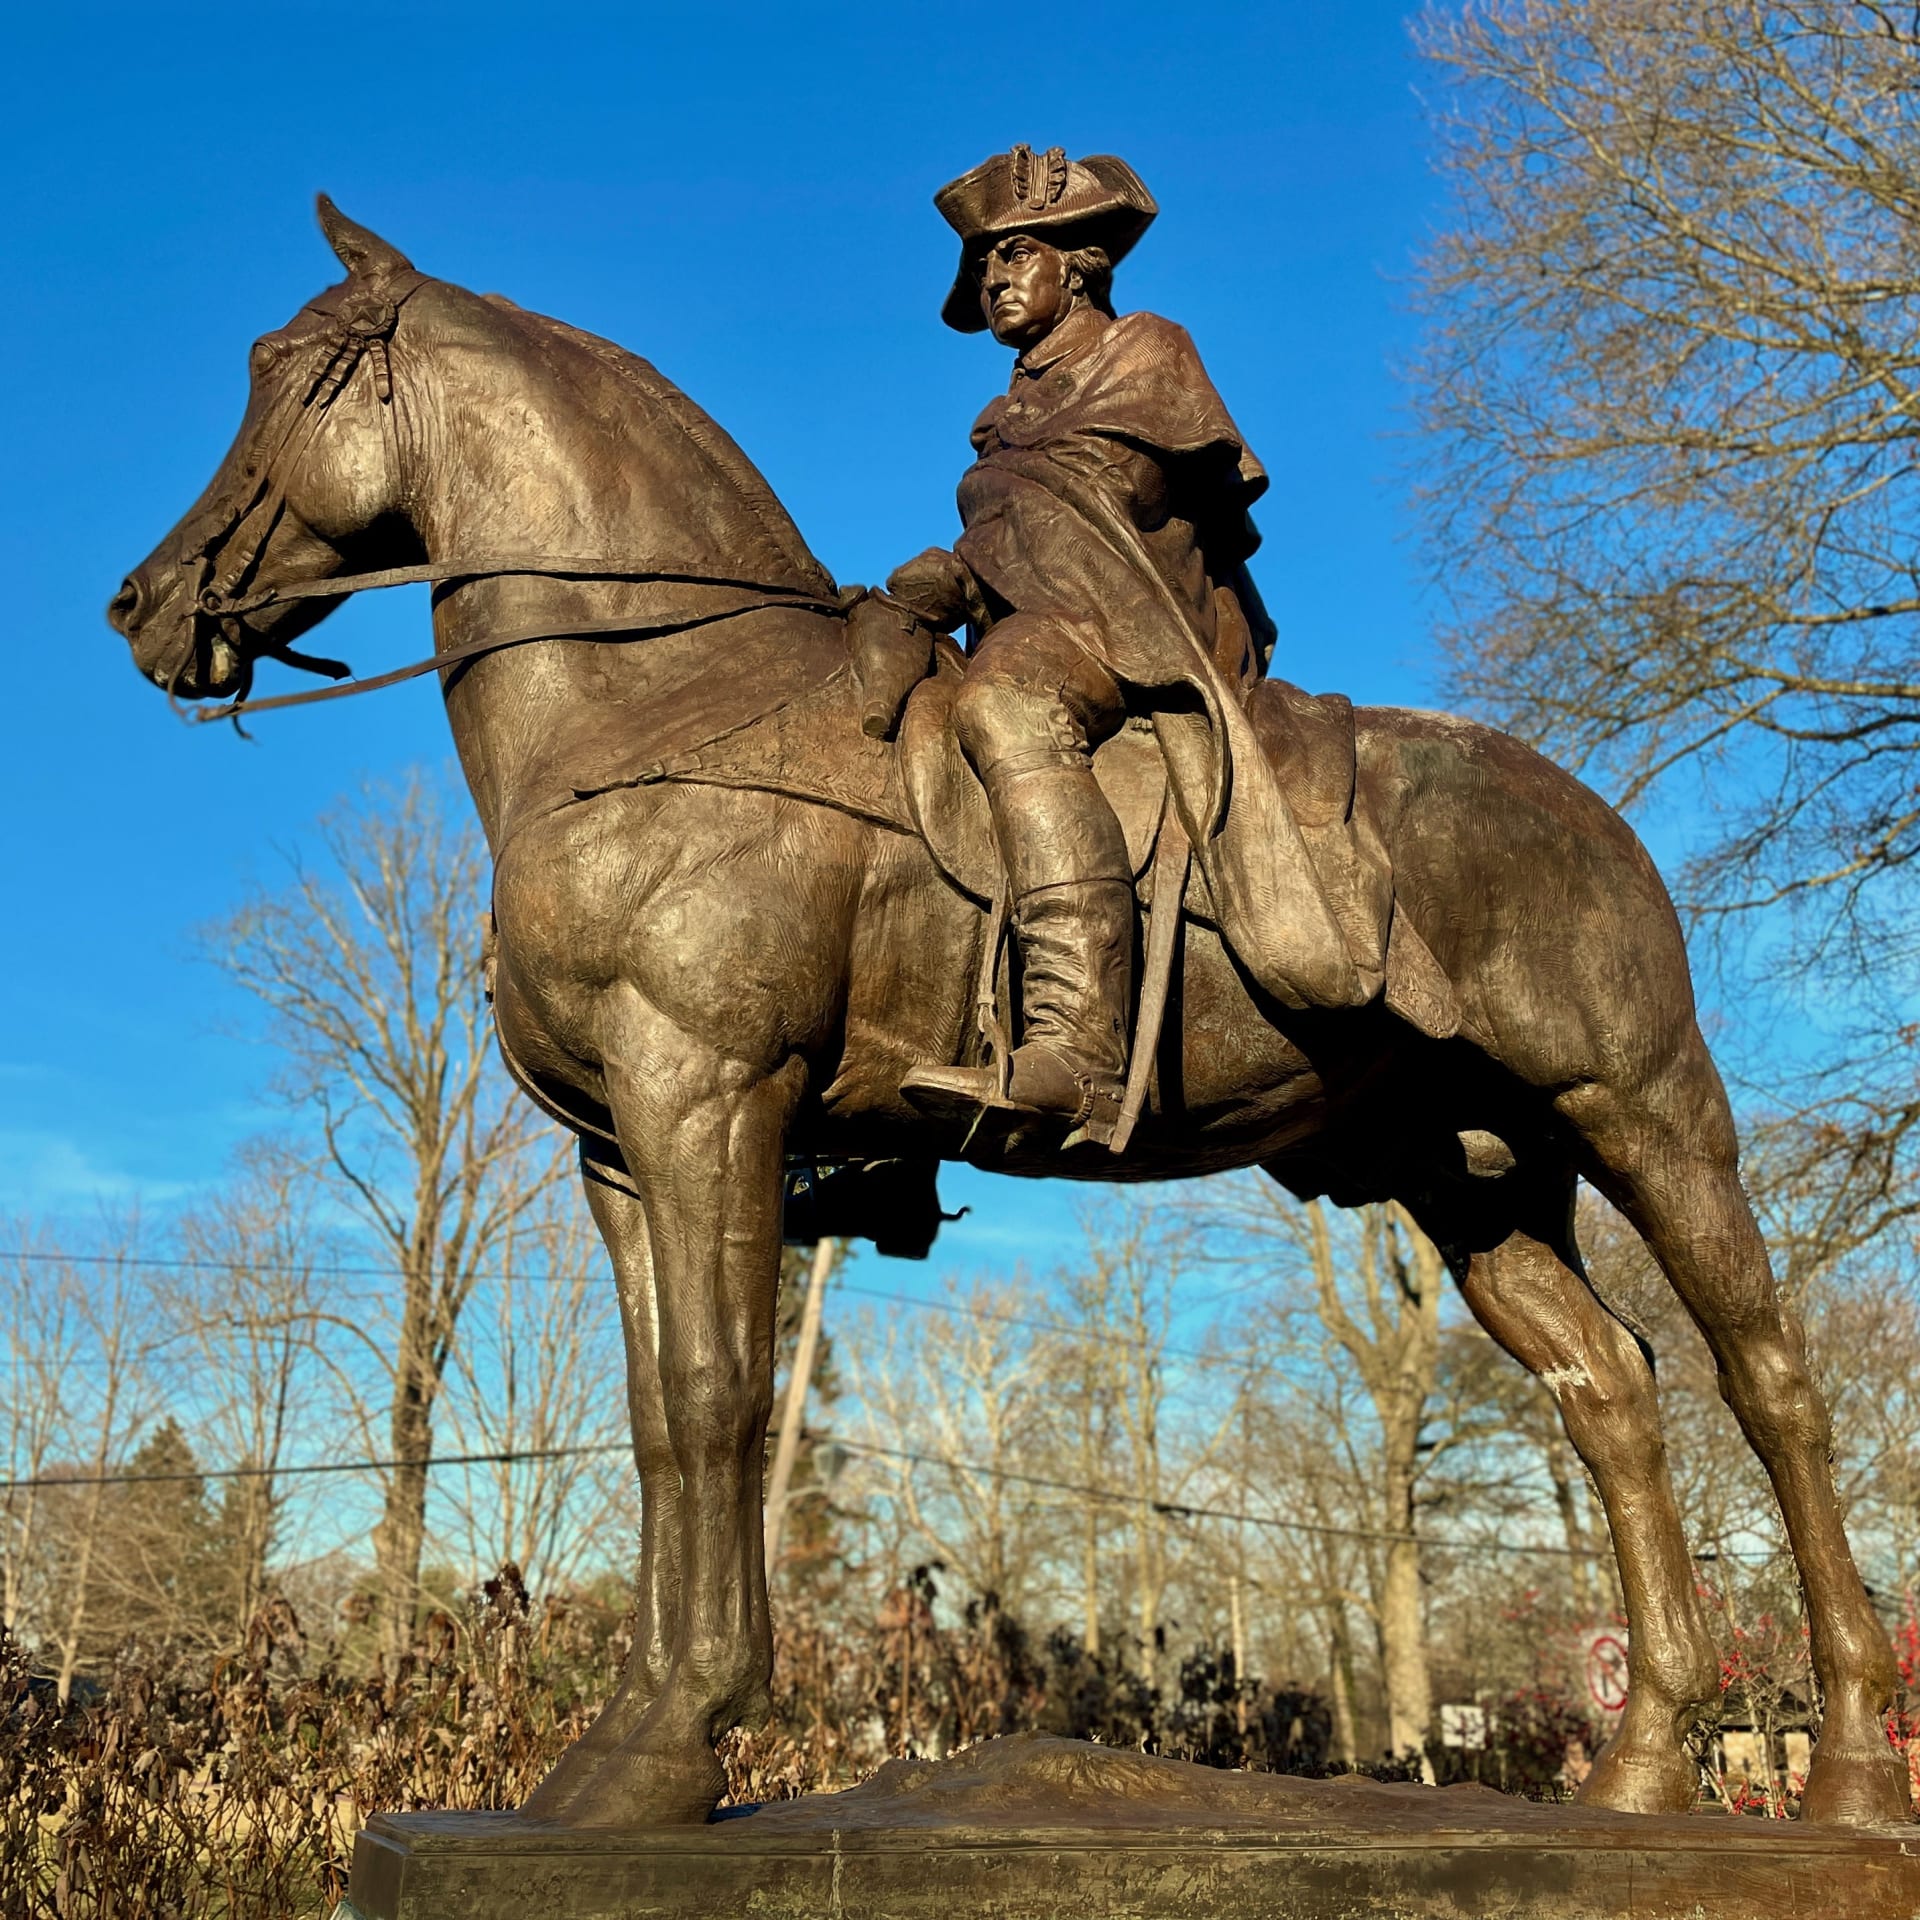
left=478, top=290, right=837, bottom=599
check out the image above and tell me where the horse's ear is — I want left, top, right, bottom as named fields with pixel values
left=316, top=193, right=414, bottom=280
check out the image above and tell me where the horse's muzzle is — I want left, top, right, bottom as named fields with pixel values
left=110, top=568, right=208, bottom=695
left=107, top=575, right=144, bottom=635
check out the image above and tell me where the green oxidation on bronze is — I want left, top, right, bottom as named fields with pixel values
left=108, top=168, right=1914, bottom=1835
left=343, top=1735, right=1920, bottom=1920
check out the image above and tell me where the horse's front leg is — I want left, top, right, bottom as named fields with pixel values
left=560, top=1004, right=801, bottom=1826
left=523, top=1147, right=682, bottom=1820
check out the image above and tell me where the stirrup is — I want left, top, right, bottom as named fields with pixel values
left=900, top=1062, right=1014, bottom=1124
left=900, top=1051, right=1124, bottom=1149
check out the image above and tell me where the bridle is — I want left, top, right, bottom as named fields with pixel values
left=174, top=272, right=846, bottom=728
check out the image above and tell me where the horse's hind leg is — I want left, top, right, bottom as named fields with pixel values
left=523, top=1148, right=682, bottom=1820
left=1414, top=1170, right=1719, bottom=1814
left=1566, top=1040, right=1912, bottom=1826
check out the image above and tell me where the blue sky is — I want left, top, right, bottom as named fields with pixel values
left=5, top=1, right=1447, bottom=1278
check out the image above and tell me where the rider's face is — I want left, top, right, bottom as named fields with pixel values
left=979, top=234, right=1077, bottom=349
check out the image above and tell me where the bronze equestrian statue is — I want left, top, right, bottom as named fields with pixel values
left=106, top=159, right=1911, bottom=1832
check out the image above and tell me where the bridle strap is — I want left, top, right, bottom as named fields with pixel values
left=214, top=557, right=842, bottom=618
left=190, top=579, right=849, bottom=723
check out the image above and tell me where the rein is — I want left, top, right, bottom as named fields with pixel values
left=188, top=560, right=849, bottom=724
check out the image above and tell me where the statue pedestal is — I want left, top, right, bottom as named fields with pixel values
left=338, top=1733, right=1920, bottom=1920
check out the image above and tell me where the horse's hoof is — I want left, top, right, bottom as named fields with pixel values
left=1574, top=1738, right=1700, bottom=1816
left=1799, top=1745, right=1915, bottom=1826
left=519, top=1683, right=660, bottom=1822
left=551, top=1742, right=728, bottom=1828
left=520, top=1743, right=602, bottom=1823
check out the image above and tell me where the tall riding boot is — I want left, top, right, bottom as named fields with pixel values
left=1000, top=875, right=1134, bottom=1133
left=903, top=759, right=1134, bottom=1142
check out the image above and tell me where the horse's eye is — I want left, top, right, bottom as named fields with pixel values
left=250, top=338, right=281, bottom=377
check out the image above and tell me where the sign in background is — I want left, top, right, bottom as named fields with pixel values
left=1580, top=1626, right=1630, bottom=1717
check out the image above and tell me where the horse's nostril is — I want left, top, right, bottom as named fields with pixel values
left=108, top=577, right=143, bottom=632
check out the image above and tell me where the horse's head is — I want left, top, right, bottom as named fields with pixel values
left=108, top=196, right=427, bottom=702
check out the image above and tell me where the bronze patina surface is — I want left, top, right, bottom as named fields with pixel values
left=339, top=1734, right=1920, bottom=1920
left=109, top=158, right=1914, bottom=1840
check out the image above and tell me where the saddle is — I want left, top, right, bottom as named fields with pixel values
left=564, top=618, right=1460, bottom=1057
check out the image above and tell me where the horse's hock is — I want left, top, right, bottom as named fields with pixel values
left=340, top=1732, right=1920, bottom=1920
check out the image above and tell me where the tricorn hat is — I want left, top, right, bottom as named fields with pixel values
left=934, top=145, right=1158, bottom=333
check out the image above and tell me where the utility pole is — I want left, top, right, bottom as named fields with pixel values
left=764, top=1237, right=836, bottom=1573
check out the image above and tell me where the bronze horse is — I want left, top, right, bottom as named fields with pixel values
left=109, top=202, right=1909, bottom=1828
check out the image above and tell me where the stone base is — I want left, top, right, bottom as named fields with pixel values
left=339, top=1732, right=1920, bottom=1920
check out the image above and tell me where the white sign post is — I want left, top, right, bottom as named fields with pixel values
left=1440, top=1703, right=1488, bottom=1750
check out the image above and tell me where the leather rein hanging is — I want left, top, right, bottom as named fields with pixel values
left=191, top=561, right=847, bottom=724
left=180, top=275, right=845, bottom=728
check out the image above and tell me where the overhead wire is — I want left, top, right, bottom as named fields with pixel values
left=0, top=1424, right=1777, bottom=1566
left=0, top=1247, right=1788, bottom=1565
left=0, top=1244, right=1295, bottom=1375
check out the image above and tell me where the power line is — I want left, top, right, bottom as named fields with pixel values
left=0, top=1424, right=1770, bottom=1566
left=0, top=1252, right=1782, bottom=1567
left=811, top=1429, right=1768, bottom=1564
left=832, top=1277, right=1269, bottom=1373
left=0, top=1245, right=1287, bottom=1374
left=0, top=1439, right=625, bottom=1493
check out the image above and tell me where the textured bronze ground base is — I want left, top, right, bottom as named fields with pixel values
left=337, top=1733, right=1920, bottom=1920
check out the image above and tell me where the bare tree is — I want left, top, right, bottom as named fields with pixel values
left=1057, top=1211, right=1202, bottom=1688
left=7, top=1237, right=160, bottom=1699
left=164, top=1141, right=337, bottom=1638
left=1412, top=0, right=1920, bottom=1219
left=1044, top=1291, right=1116, bottom=1656
left=1204, top=1185, right=1460, bottom=1768
left=203, top=776, right=563, bottom=1664
left=1240, top=1396, right=1373, bottom=1767
left=1310, top=1204, right=1449, bottom=1770
left=849, top=1274, right=1059, bottom=1617
left=437, top=1168, right=634, bottom=1593
left=1, top=1235, right=75, bottom=1638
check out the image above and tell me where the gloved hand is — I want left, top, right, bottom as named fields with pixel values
left=885, top=547, right=975, bottom=634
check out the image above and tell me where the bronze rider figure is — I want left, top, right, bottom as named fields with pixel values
left=892, top=146, right=1368, bottom=1140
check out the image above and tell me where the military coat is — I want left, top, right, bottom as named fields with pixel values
left=952, top=303, right=1274, bottom=698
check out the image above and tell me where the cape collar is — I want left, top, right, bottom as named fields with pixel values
left=1014, top=303, right=1112, bottom=380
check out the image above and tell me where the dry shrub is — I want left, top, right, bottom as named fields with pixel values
left=1, top=1568, right=627, bottom=1919
left=3, top=1565, right=1350, bottom=1919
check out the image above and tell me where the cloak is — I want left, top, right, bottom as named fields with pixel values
left=948, top=308, right=1367, bottom=1012
left=954, top=308, right=1272, bottom=696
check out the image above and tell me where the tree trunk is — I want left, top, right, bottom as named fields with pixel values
left=764, top=1238, right=834, bottom=1573
left=374, top=1366, right=435, bottom=1664
left=1228, top=1570, right=1249, bottom=1735
left=55, top=1479, right=106, bottom=1708
left=1081, top=1499, right=1101, bottom=1655
left=1548, top=1451, right=1595, bottom=1617
left=1327, top=1603, right=1358, bottom=1768
left=1380, top=1444, right=1433, bottom=1775
left=233, top=1471, right=274, bottom=1632
left=1135, top=1495, right=1162, bottom=1688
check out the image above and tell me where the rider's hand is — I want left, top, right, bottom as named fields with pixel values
left=885, top=548, right=973, bottom=634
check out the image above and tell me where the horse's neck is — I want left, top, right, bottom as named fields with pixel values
left=398, top=298, right=831, bottom=850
